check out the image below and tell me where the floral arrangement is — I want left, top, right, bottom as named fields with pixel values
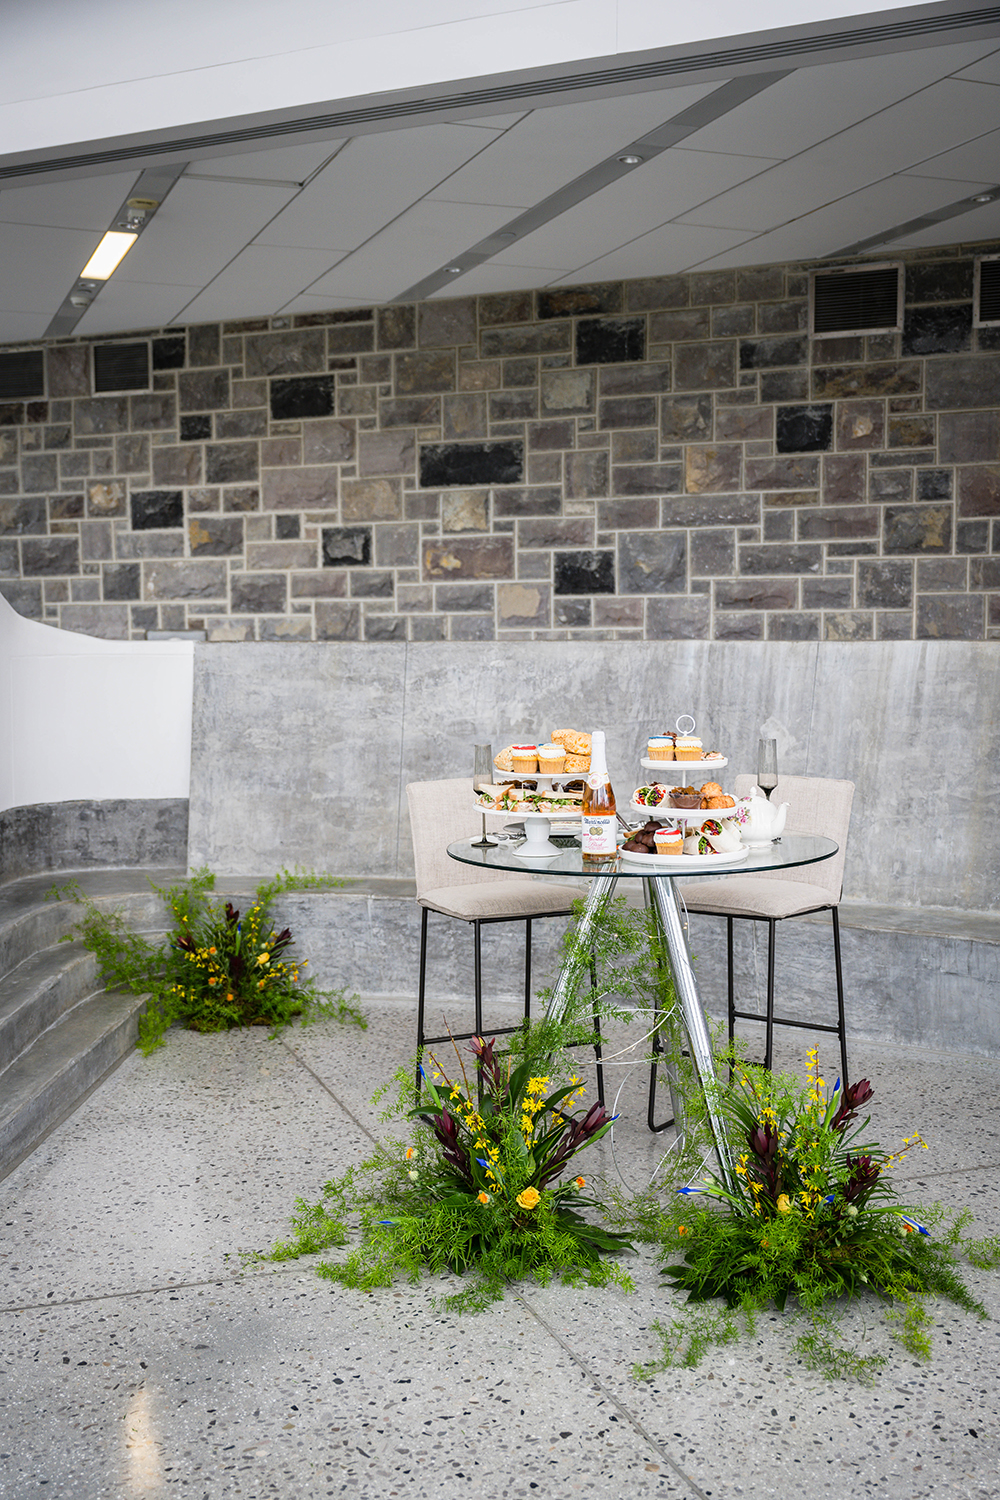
left=264, top=1031, right=634, bottom=1311
left=53, top=868, right=365, bottom=1051
left=633, top=1050, right=996, bottom=1380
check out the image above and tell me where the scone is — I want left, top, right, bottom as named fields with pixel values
left=564, top=753, right=591, bottom=773
left=552, top=729, right=591, bottom=756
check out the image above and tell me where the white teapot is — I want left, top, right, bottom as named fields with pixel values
left=741, top=788, right=789, bottom=847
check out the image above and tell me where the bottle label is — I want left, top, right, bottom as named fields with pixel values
left=582, top=814, right=616, bottom=856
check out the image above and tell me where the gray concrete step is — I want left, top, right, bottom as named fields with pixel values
left=0, top=940, right=100, bottom=1067
left=0, top=985, right=148, bottom=1180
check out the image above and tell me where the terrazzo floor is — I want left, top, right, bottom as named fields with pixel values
left=2, top=996, right=998, bottom=1500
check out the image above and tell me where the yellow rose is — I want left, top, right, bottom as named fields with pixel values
left=776, top=1193, right=792, bottom=1214
left=516, top=1187, right=541, bottom=1211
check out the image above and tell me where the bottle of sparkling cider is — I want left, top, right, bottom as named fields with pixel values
left=581, top=729, right=617, bottom=862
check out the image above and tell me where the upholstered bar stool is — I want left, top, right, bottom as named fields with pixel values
left=406, top=779, right=604, bottom=1099
left=678, top=774, right=855, bottom=1086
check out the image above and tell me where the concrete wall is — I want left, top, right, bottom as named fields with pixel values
left=187, top=637, right=998, bottom=911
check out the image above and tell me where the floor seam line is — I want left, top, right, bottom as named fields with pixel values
left=0, top=1262, right=309, bottom=1317
left=513, top=1291, right=711, bottom=1499
left=281, top=1038, right=380, bottom=1146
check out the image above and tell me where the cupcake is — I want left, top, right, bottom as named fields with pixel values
left=653, top=824, right=684, bottom=855
left=675, top=735, right=703, bottom=761
left=537, top=742, right=566, bottom=774
left=511, top=743, right=538, bottom=774
left=647, top=735, right=675, bottom=761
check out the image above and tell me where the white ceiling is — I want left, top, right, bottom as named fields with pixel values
left=3, top=21, right=1000, bottom=343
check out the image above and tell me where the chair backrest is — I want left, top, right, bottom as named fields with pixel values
left=733, top=774, right=855, bottom=903
left=406, top=779, right=533, bottom=898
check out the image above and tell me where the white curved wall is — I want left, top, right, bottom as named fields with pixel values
left=0, top=595, right=193, bottom=812
left=2, top=0, right=929, bottom=157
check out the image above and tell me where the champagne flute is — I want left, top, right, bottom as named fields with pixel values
left=472, top=743, right=497, bottom=847
left=757, top=738, right=778, bottom=801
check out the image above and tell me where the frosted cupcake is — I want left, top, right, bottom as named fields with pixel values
left=511, top=744, right=538, bottom=774
left=653, top=824, right=683, bottom=855
left=537, top=742, right=566, bottom=774
left=675, top=735, right=703, bottom=761
left=647, top=735, right=674, bottom=761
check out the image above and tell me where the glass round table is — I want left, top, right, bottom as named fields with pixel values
left=448, top=833, right=838, bottom=1187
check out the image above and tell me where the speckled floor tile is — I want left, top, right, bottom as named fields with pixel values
left=2, top=1001, right=999, bottom=1499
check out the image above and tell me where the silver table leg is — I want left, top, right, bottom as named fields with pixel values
left=543, top=872, right=620, bottom=1025
left=647, top=875, right=734, bottom=1194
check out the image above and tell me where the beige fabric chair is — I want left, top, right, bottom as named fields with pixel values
left=678, top=774, right=855, bottom=1084
left=406, top=779, right=603, bottom=1096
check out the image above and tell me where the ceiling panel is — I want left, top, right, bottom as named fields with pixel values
left=277, top=291, right=383, bottom=314
left=177, top=245, right=347, bottom=322
left=552, top=223, right=759, bottom=282
left=75, top=279, right=201, bottom=336
left=482, top=145, right=778, bottom=268
left=906, top=129, right=1000, bottom=186
left=0, top=310, right=51, bottom=344
left=889, top=197, right=1000, bottom=251
left=114, top=176, right=298, bottom=286
left=0, top=171, right=140, bottom=230
left=429, top=82, right=724, bottom=207
left=953, top=50, right=1000, bottom=85
left=678, top=39, right=1000, bottom=159
left=675, top=78, right=1000, bottom=234
left=183, top=140, right=347, bottom=185
left=254, top=124, right=505, bottom=252
left=687, top=172, right=995, bottom=271
left=306, top=199, right=516, bottom=303
left=431, top=260, right=570, bottom=296
left=0, top=222, right=103, bottom=306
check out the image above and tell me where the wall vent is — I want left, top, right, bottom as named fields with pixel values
left=810, top=263, right=903, bottom=337
left=974, top=254, right=1000, bottom=327
left=0, top=348, right=45, bottom=400
left=93, top=341, right=150, bottom=393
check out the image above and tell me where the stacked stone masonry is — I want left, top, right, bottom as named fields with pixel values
left=2, top=244, right=999, bottom=643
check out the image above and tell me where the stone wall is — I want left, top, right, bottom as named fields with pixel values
left=2, top=242, right=999, bottom=643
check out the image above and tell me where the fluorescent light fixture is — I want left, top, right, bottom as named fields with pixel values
left=80, top=230, right=138, bottom=280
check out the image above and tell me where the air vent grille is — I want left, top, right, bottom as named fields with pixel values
left=0, top=349, right=45, bottom=400
left=94, top=342, right=149, bottom=392
left=811, top=264, right=903, bottom=336
left=975, top=255, right=1000, bottom=326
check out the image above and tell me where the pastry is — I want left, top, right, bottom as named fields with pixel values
left=647, top=735, right=674, bottom=761
left=699, top=782, right=724, bottom=798
left=675, top=735, right=703, bottom=761
left=494, top=745, right=514, bottom=773
left=551, top=729, right=591, bottom=756
left=537, top=742, right=566, bottom=774
left=653, top=824, right=684, bottom=855
left=704, top=795, right=736, bottom=809
left=563, top=753, right=591, bottom=773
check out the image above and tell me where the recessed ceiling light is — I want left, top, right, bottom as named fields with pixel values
left=80, top=230, right=138, bottom=280
left=971, top=193, right=996, bottom=204
left=617, top=154, right=643, bottom=165
left=444, top=265, right=463, bottom=274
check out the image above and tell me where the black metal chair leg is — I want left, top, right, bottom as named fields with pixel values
left=764, top=918, right=777, bottom=1070
left=415, top=906, right=430, bottom=1099
left=473, top=920, right=484, bottom=1038
left=587, top=954, right=605, bottom=1106
left=523, top=917, right=532, bottom=1023
left=832, top=906, right=849, bottom=1090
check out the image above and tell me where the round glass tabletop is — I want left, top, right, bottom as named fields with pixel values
left=447, top=833, right=838, bottom=879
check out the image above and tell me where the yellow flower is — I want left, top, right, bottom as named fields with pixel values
left=776, top=1194, right=792, bottom=1214
left=209, top=946, right=217, bottom=955
left=405, top=1147, right=415, bottom=1160
left=516, top=1187, right=541, bottom=1211
left=256, top=953, right=269, bottom=966
left=477, top=1191, right=490, bottom=1205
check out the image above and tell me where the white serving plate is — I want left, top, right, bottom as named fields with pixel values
left=618, top=844, right=750, bottom=869
left=629, top=795, right=748, bottom=824
left=640, top=756, right=728, bottom=774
